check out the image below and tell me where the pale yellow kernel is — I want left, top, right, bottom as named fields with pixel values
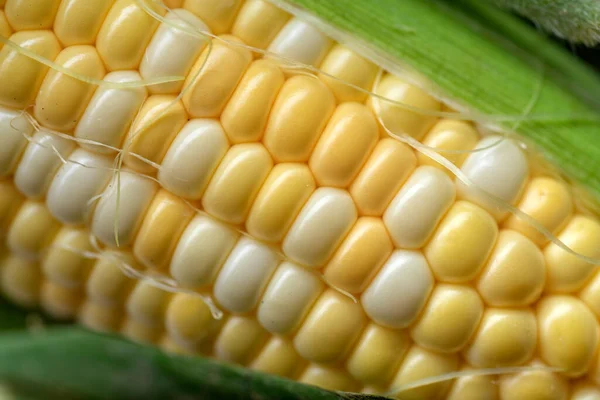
left=231, top=0, right=290, bottom=50
left=349, top=138, right=417, bottom=216
left=182, top=35, right=252, bottom=118
left=390, top=346, right=459, bottom=400
left=249, top=337, right=301, bottom=378
left=411, top=284, right=483, bottom=353
left=309, top=102, right=379, bottom=187
left=246, top=163, right=315, bottom=243
left=78, top=301, right=122, bottom=333
left=318, top=44, right=379, bottom=103
left=294, top=289, right=366, bottom=364
left=202, top=143, right=273, bottom=225
left=214, top=316, right=267, bottom=365
left=498, top=360, right=569, bottom=400
left=96, top=0, right=164, bottom=70
left=0, top=30, right=61, bottom=109
left=504, top=177, right=573, bottom=246
left=40, top=281, right=82, bottom=320
left=464, top=308, right=537, bottom=368
left=0, top=181, right=24, bottom=240
left=537, top=295, right=598, bottom=377
left=323, top=217, right=393, bottom=294
left=7, top=201, right=60, bottom=260
left=0, top=255, right=40, bottom=308
left=476, top=230, right=545, bottom=307
left=5, top=0, right=61, bottom=30
left=299, top=364, right=360, bottom=393
left=544, top=215, right=600, bottom=293
left=417, top=119, right=479, bottom=173
left=0, top=11, right=13, bottom=51
left=346, top=323, right=411, bottom=387
left=183, top=0, right=243, bottom=34
left=42, top=227, right=93, bottom=288
left=221, top=60, right=285, bottom=143
left=34, top=45, right=106, bottom=132
left=133, top=190, right=194, bottom=271
left=124, top=95, right=188, bottom=174
left=263, top=75, right=335, bottom=162
left=370, top=74, right=441, bottom=140
left=425, top=201, right=498, bottom=282
left=53, top=0, right=115, bottom=46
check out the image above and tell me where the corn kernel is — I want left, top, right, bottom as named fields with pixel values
left=231, top=0, right=290, bottom=50
left=42, top=227, right=93, bottom=288
left=250, top=337, right=301, bottom=378
left=53, top=0, right=115, bottom=46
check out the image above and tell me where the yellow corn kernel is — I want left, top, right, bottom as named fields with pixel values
left=537, top=295, right=598, bottom=377
left=504, top=177, right=573, bottom=246
left=350, top=138, right=417, bottom=216
left=34, top=45, right=105, bottom=132
left=214, top=316, right=267, bottom=365
left=464, top=308, right=537, bottom=368
left=0, top=108, right=32, bottom=178
left=86, top=252, right=136, bottom=307
left=0, top=30, right=61, bottom=109
left=231, top=0, right=290, bottom=50
left=476, top=230, right=545, bottom=306
left=14, top=131, right=75, bottom=200
left=319, top=44, right=379, bottom=103
left=571, top=381, right=600, bottom=400
left=416, top=119, right=479, bottom=172
left=346, top=323, right=411, bottom=387
left=309, top=102, right=378, bottom=187
left=165, top=293, right=216, bottom=348
left=294, top=289, right=366, bottom=364
left=133, top=190, right=194, bottom=270
left=425, top=201, right=498, bottom=282
left=124, top=95, right=188, bottom=174
left=249, top=337, right=301, bottom=378
left=263, top=75, right=335, bottom=162
left=0, top=254, right=40, bottom=308
left=498, top=360, right=569, bottom=400
left=4, top=0, right=61, bottom=31
left=121, top=318, right=161, bottom=344
left=125, top=281, right=172, bottom=326
left=7, top=200, right=60, bottom=259
left=370, top=74, right=442, bottom=140
left=159, top=119, right=229, bottom=200
left=390, top=346, right=459, bottom=400
left=0, top=181, right=24, bottom=240
left=40, top=281, right=82, bottom=320
left=299, top=365, right=360, bottom=393
left=202, top=143, right=273, bottom=225
left=246, top=163, right=316, bottom=243
left=96, top=0, right=164, bottom=70
left=544, top=215, right=600, bottom=293
left=170, top=215, right=238, bottom=289
left=0, top=11, right=12, bottom=51
left=221, top=60, right=285, bottom=143
left=323, top=217, right=392, bottom=294
left=42, top=227, right=93, bottom=288
left=410, top=284, right=483, bottom=353
left=53, top=0, right=115, bottom=46
left=183, top=0, right=243, bottom=35
left=283, top=187, right=357, bottom=267
left=182, top=35, right=252, bottom=118
left=257, top=261, right=323, bottom=335
left=78, top=301, right=122, bottom=332
left=91, top=170, right=158, bottom=248
left=446, top=365, right=499, bottom=400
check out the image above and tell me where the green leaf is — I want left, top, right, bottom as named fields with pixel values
left=0, top=327, right=388, bottom=400
left=282, top=0, right=600, bottom=204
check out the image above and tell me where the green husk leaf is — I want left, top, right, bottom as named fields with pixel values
left=283, top=0, right=600, bottom=204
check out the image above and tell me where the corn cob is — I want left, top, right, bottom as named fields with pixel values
left=0, top=0, right=599, bottom=399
